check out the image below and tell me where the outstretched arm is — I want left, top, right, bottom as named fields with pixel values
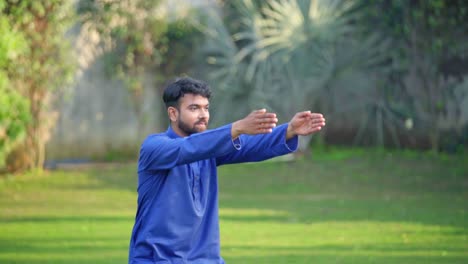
left=139, top=109, right=279, bottom=171
left=216, top=110, right=326, bottom=166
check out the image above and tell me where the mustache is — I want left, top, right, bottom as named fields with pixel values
left=195, top=119, right=208, bottom=125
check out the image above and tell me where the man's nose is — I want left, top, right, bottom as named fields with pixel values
left=199, top=109, right=209, bottom=118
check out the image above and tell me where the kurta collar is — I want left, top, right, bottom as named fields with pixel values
left=166, top=126, right=182, bottom=139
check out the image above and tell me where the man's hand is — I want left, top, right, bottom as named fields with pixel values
left=231, top=109, right=278, bottom=139
left=286, top=111, right=326, bottom=139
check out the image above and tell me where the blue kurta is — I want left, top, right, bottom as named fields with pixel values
left=128, top=123, right=298, bottom=264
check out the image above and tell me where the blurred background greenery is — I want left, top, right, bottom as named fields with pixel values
left=0, top=0, right=467, bottom=263
left=0, top=0, right=467, bottom=171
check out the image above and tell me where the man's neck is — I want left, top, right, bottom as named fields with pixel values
left=170, top=124, right=188, bottom=137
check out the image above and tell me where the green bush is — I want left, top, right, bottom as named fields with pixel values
left=0, top=79, right=30, bottom=169
left=0, top=15, right=30, bottom=169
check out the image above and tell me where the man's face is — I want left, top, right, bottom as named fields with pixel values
left=172, top=94, right=210, bottom=137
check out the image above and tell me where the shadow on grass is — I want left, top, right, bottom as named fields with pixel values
left=1, top=241, right=466, bottom=264
left=0, top=258, right=126, bottom=264
left=81, top=164, right=137, bottom=193
left=218, top=196, right=467, bottom=228
left=216, top=157, right=468, bottom=228
left=0, top=215, right=133, bottom=223
left=0, top=238, right=125, bottom=253
left=221, top=244, right=468, bottom=253
left=67, top=157, right=468, bottom=230
left=222, top=255, right=468, bottom=264
left=21, top=155, right=464, bottom=264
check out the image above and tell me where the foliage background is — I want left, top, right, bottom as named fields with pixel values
left=198, top=0, right=468, bottom=152
left=0, top=7, right=29, bottom=169
left=0, top=0, right=467, bottom=169
left=0, top=1, right=467, bottom=263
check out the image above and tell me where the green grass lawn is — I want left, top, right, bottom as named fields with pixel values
left=0, top=149, right=467, bottom=263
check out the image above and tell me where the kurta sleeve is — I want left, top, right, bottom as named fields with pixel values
left=138, top=124, right=240, bottom=171
left=216, top=123, right=298, bottom=166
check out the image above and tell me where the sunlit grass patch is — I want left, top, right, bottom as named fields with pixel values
left=0, top=150, right=467, bottom=263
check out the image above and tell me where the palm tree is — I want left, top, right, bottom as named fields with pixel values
left=200, top=0, right=400, bottom=151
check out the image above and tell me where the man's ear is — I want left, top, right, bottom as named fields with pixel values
left=168, top=106, right=178, bottom=122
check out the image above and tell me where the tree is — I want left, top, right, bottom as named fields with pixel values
left=358, top=0, right=468, bottom=151
left=200, top=0, right=468, bottom=152
left=77, top=0, right=201, bottom=137
left=0, top=8, right=30, bottom=170
left=2, top=0, right=75, bottom=172
left=200, top=0, right=386, bottom=151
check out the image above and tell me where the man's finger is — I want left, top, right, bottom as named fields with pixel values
left=296, top=111, right=312, bottom=117
left=254, top=108, right=267, bottom=113
left=258, top=117, right=278, bottom=123
left=259, top=122, right=276, bottom=129
left=258, top=128, right=273, bottom=133
left=253, top=127, right=273, bottom=134
left=256, top=112, right=276, bottom=118
left=310, top=118, right=325, bottom=124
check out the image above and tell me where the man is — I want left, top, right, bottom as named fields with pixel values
left=128, top=77, right=326, bottom=263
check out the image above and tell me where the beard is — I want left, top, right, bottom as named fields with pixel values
left=177, top=118, right=208, bottom=136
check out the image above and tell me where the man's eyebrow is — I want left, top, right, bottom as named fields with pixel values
left=188, top=103, right=209, bottom=107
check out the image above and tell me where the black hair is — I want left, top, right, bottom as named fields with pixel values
left=163, top=77, right=212, bottom=109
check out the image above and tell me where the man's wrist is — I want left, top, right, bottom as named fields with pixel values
left=286, top=124, right=296, bottom=140
left=231, top=121, right=241, bottom=139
